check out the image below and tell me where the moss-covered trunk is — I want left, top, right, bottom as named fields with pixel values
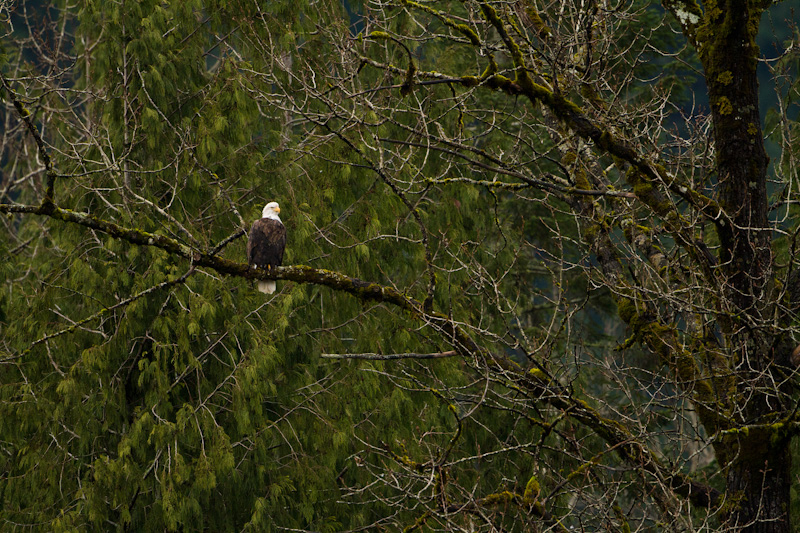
left=699, top=0, right=771, bottom=307
left=695, top=0, right=788, bottom=529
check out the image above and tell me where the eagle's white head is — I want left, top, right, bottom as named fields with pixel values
left=262, top=201, right=282, bottom=222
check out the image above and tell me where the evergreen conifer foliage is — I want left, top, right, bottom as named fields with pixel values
left=1, top=0, right=799, bottom=531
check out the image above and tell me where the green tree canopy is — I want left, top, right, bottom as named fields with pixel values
left=1, top=0, right=799, bottom=531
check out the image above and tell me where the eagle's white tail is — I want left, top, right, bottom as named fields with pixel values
left=258, top=280, right=276, bottom=294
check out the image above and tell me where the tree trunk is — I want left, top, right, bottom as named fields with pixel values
left=697, top=0, right=790, bottom=529
left=700, top=0, right=771, bottom=310
left=723, top=432, right=791, bottom=532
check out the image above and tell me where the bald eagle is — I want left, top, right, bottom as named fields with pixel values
left=247, top=201, right=287, bottom=294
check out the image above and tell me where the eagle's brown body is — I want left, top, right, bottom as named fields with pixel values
left=247, top=202, right=286, bottom=294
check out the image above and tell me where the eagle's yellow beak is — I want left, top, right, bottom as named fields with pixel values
left=275, top=206, right=280, bottom=214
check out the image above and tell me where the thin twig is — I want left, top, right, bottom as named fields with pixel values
left=0, top=74, right=57, bottom=202
left=321, top=351, right=457, bottom=360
